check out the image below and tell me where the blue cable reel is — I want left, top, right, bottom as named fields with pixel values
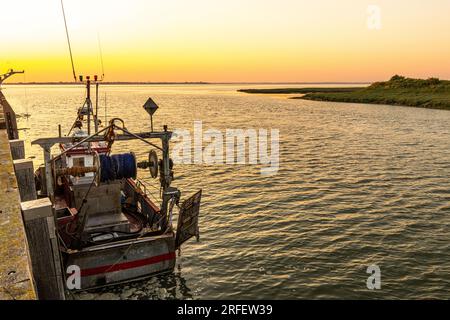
left=99, top=152, right=137, bottom=182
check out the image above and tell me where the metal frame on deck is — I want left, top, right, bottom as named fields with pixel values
left=32, top=124, right=176, bottom=227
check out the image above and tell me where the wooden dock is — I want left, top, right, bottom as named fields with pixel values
left=0, top=90, right=36, bottom=300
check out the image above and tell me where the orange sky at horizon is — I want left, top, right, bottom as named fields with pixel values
left=1, top=0, right=450, bottom=83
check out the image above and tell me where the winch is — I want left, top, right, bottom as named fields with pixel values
left=52, top=151, right=138, bottom=187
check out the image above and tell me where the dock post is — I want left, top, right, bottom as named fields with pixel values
left=9, top=139, right=25, bottom=160
left=21, top=198, right=65, bottom=300
left=43, top=145, right=54, bottom=198
left=13, top=159, right=37, bottom=202
left=37, top=165, right=47, bottom=196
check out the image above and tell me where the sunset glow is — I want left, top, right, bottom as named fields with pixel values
left=1, top=0, right=450, bottom=82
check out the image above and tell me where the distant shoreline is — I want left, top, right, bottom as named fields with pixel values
left=238, top=87, right=365, bottom=94
left=239, top=76, right=450, bottom=111
left=3, top=81, right=372, bottom=86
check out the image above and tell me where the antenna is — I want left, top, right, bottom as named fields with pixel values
left=95, top=34, right=105, bottom=133
left=97, top=33, right=105, bottom=81
left=61, top=0, right=77, bottom=82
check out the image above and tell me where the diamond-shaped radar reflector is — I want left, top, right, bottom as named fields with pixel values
left=143, top=97, right=159, bottom=116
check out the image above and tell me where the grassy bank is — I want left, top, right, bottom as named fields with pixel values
left=298, top=76, right=450, bottom=110
left=238, top=87, right=362, bottom=94
left=239, top=76, right=450, bottom=110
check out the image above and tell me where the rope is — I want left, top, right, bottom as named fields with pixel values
left=99, top=154, right=116, bottom=182
left=99, top=153, right=137, bottom=182
left=113, top=153, right=137, bottom=179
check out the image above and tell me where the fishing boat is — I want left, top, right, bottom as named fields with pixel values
left=32, top=76, right=202, bottom=291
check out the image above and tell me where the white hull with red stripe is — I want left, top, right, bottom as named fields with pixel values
left=66, top=233, right=176, bottom=289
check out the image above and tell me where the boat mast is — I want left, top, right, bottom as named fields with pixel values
left=95, top=80, right=99, bottom=133
left=86, top=77, right=91, bottom=135
left=61, top=0, right=103, bottom=135
left=79, top=75, right=97, bottom=136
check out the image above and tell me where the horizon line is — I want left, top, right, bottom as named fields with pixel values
left=3, top=81, right=373, bottom=86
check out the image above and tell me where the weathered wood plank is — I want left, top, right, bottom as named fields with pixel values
left=9, top=139, right=25, bottom=160
left=13, top=159, right=37, bottom=202
left=21, top=198, right=65, bottom=300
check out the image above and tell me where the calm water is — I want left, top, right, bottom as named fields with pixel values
left=5, top=84, right=450, bottom=299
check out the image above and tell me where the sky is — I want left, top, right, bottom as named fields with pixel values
left=1, top=0, right=450, bottom=83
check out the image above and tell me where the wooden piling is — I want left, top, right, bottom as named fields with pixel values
left=13, top=159, right=37, bottom=202
left=21, top=198, right=65, bottom=300
left=9, top=139, right=25, bottom=160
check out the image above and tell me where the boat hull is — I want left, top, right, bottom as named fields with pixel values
left=65, top=233, right=176, bottom=290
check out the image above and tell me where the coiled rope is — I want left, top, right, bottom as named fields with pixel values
left=99, top=153, right=137, bottom=182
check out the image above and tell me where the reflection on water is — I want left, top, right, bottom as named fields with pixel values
left=74, top=271, right=195, bottom=300
left=5, top=84, right=450, bottom=299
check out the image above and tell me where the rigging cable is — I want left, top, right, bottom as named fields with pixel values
left=104, top=91, right=107, bottom=124
left=97, top=33, right=105, bottom=80
left=60, top=0, right=77, bottom=82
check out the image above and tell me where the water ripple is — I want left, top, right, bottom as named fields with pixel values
left=7, top=84, right=450, bottom=299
